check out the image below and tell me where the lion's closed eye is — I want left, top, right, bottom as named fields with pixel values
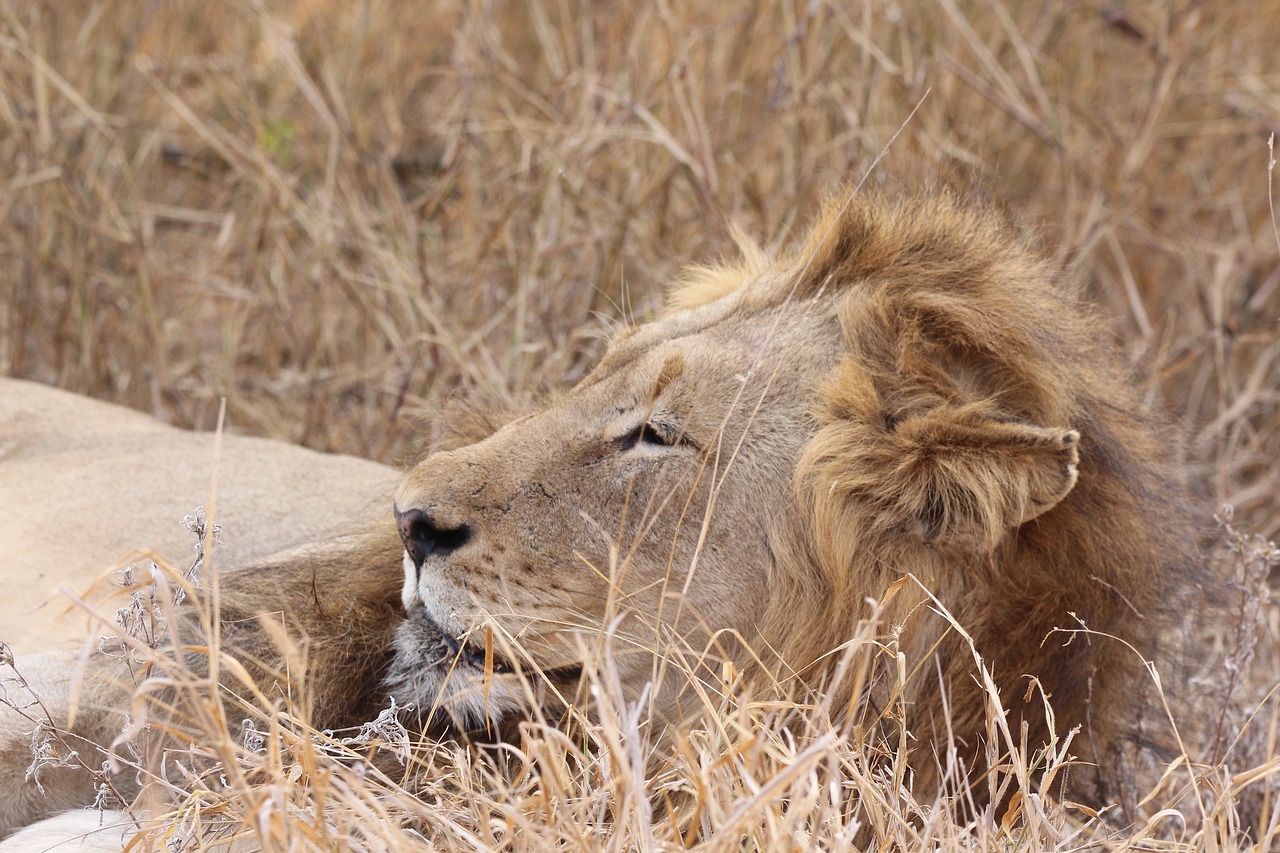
left=616, top=417, right=691, bottom=450
left=617, top=421, right=679, bottom=451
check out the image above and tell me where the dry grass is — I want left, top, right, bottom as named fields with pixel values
left=5, top=525, right=1277, bottom=851
left=2, top=0, right=1280, bottom=850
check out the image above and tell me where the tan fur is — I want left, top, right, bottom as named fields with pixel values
left=669, top=222, right=769, bottom=310
left=0, top=380, right=401, bottom=835
left=0, top=378, right=399, bottom=653
left=1, top=193, right=1199, bottom=840
left=0, top=809, right=134, bottom=852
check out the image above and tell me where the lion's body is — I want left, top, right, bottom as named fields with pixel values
left=0, top=379, right=403, bottom=837
left=0, top=378, right=399, bottom=653
left=0, top=193, right=1200, bottom=843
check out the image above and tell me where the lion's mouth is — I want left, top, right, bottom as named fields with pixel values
left=419, top=608, right=515, bottom=674
left=418, top=608, right=583, bottom=683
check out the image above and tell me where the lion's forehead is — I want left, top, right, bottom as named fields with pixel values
left=589, top=297, right=840, bottom=392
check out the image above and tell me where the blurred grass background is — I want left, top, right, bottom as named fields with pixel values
left=3, top=4, right=1280, bottom=848
left=0, top=0, right=1276, bottom=541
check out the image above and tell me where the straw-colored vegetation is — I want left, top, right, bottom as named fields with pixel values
left=2, top=1, right=1279, bottom=850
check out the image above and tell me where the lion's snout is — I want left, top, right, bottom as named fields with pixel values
left=395, top=506, right=472, bottom=567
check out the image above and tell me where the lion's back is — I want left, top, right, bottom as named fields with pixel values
left=0, top=378, right=398, bottom=653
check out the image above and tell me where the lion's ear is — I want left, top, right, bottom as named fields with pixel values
left=884, top=408, right=1080, bottom=546
left=802, top=398, right=1080, bottom=553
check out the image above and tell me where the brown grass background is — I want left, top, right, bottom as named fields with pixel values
left=1, top=0, right=1276, bottom=535
left=1, top=2, right=1279, bottom=848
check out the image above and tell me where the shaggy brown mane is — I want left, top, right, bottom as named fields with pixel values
left=680, top=191, right=1202, bottom=808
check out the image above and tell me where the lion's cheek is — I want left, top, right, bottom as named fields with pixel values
left=696, top=562, right=773, bottom=643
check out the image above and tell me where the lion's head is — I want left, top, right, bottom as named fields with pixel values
left=387, top=191, right=1198, bottom=804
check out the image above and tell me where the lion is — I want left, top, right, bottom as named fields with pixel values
left=0, top=191, right=1200, bottom=844
left=0, top=379, right=402, bottom=841
left=0, top=377, right=400, bottom=654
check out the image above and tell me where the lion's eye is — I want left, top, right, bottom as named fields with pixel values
left=618, top=422, right=676, bottom=451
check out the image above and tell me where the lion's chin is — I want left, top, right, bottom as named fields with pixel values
left=382, top=610, right=579, bottom=738
left=382, top=612, right=514, bottom=734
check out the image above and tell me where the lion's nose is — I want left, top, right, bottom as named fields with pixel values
left=396, top=507, right=472, bottom=567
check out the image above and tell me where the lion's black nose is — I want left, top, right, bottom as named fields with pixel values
left=396, top=507, right=472, bottom=567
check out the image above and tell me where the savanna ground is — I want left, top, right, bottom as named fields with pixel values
left=1, top=1, right=1279, bottom=850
